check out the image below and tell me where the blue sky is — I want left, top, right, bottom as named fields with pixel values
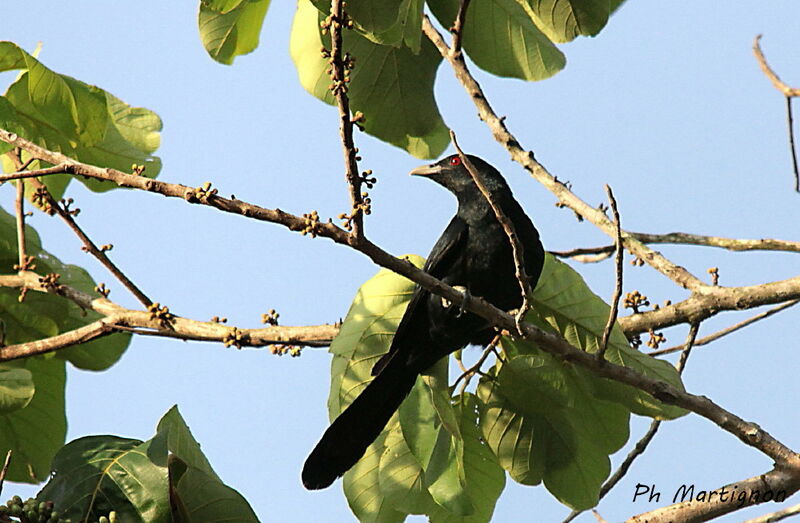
left=2, top=2, right=800, bottom=521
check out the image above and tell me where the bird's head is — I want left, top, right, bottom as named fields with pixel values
left=409, top=154, right=510, bottom=199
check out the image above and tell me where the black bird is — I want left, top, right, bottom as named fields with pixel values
left=302, top=154, right=545, bottom=490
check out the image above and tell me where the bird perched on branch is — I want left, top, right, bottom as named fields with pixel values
left=302, top=154, right=545, bottom=490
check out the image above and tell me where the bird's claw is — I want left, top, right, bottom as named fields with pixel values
left=457, top=287, right=472, bottom=317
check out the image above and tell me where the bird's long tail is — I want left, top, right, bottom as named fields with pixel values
left=302, top=355, right=418, bottom=490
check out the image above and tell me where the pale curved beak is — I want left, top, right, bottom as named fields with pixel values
left=409, top=164, right=442, bottom=177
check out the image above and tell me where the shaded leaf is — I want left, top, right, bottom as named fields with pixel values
left=201, top=0, right=246, bottom=13
left=198, top=0, right=271, bottom=65
left=530, top=254, right=686, bottom=419
left=429, top=394, right=505, bottom=523
left=290, top=1, right=449, bottom=158
left=0, top=357, right=65, bottom=482
left=525, top=0, right=623, bottom=43
left=172, top=466, right=258, bottom=522
left=37, top=434, right=170, bottom=522
left=342, top=431, right=406, bottom=523
left=429, top=0, right=565, bottom=81
left=0, top=364, right=34, bottom=413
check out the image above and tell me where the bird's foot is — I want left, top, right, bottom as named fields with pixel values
left=441, top=285, right=471, bottom=316
left=457, top=286, right=471, bottom=317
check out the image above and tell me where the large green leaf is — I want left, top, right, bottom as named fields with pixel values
left=157, top=405, right=259, bottom=522
left=37, top=434, right=170, bottom=522
left=290, top=0, right=449, bottom=159
left=0, top=41, right=162, bottom=198
left=429, top=394, right=506, bottom=523
left=171, top=466, right=259, bottom=523
left=0, top=364, right=34, bottom=413
left=0, top=357, right=65, bottom=483
left=198, top=0, right=271, bottom=65
left=524, top=0, right=623, bottom=43
left=477, top=351, right=629, bottom=510
left=343, top=431, right=406, bottom=523
left=327, top=255, right=424, bottom=418
left=530, top=254, right=687, bottom=419
left=0, top=207, right=131, bottom=371
left=429, top=0, right=565, bottom=81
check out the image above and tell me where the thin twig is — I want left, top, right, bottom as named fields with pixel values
left=0, top=450, right=11, bottom=498
left=753, top=35, right=800, bottom=97
left=452, top=332, right=501, bottom=393
left=598, top=185, right=623, bottom=360
left=14, top=178, right=26, bottom=272
left=753, top=35, right=800, bottom=192
left=0, top=164, right=68, bottom=183
left=451, top=131, right=532, bottom=333
left=787, top=96, right=799, bottom=192
left=650, top=300, right=800, bottom=356
left=551, top=232, right=800, bottom=259
left=564, top=324, right=701, bottom=523
left=31, top=179, right=152, bottom=307
left=742, top=503, right=800, bottom=523
left=328, top=0, right=365, bottom=238
left=451, top=0, right=472, bottom=53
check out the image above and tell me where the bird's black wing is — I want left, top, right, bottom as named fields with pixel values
left=371, top=216, right=468, bottom=376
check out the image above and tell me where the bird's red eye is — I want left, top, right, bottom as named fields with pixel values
left=449, top=156, right=462, bottom=166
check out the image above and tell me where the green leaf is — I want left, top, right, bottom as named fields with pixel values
left=343, top=431, right=406, bottom=523
left=429, top=0, right=565, bottom=81
left=290, top=1, right=449, bottom=159
left=0, top=357, right=65, bottom=482
left=37, top=434, right=170, bottom=522
left=0, top=206, right=131, bottom=371
left=476, top=368, right=544, bottom=486
left=157, top=405, right=221, bottom=481
left=201, top=0, right=246, bottom=13
left=429, top=394, right=506, bottom=523
left=379, top=423, right=436, bottom=514
left=0, top=41, right=162, bottom=198
left=530, top=254, right=687, bottom=419
left=364, top=0, right=424, bottom=53
left=398, top=378, right=440, bottom=470
left=0, top=364, right=34, bottom=413
left=171, top=466, right=259, bottom=523
left=477, top=351, right=629, bottom=510
left=524, top=0, right=619, bottom=43
left=198, top=0, right=271, bottom=65
left=327, top=254, right=424, bottom=418
left=348, top=0, right=405, bottom=34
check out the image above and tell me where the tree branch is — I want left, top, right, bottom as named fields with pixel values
left=30, top=178, right=153, bottom=307
left=628, top=466, right=800, bottom=523
left=551, top=232, right=800, bottom=261
left=650, top=300, right=799, bottom=356
left=0, top=163, right=68, bottom=183
left=0, top=272, right=337, bottom=361
left=753, top=35, right=800, bottom=192
left=753, top=35, right=800, bottom=97
left=742, top=503, right=800, bottom=523
left=328, top=0, right=366, bottom=238
left=598, top=185, right=623, bottom=360
left=617, top=276, right=800, bottom=335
